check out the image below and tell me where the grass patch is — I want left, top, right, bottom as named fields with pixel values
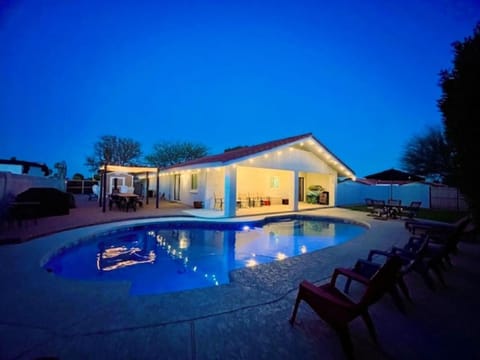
left=340, top=205, right=468, bottom=223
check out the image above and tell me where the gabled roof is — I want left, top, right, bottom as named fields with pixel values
left=161, top=133, right=356, bottom=179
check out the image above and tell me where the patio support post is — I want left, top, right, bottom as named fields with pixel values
left=156, top=168, right=160, bottom=209
left=330, top=174, right=337, bottom=206
left=293, top=170, right=299, bottom=211
left=98, top=172, right=103, bottom=208
left=224, top=165, right=237, bottom=217
left=102, top=163, right=108, bottom=213
left=145, top=172, right=150, bottom=205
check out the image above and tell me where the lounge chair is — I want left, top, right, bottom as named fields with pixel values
left=404, top=214, right=470, bottom=235
left=395, top=219, right=471, bottom=291
left=418, top=216, right=472, bottom=270
left=344, top=234, right=430, bottom=312
left=289, top=256, right=402, bottom=359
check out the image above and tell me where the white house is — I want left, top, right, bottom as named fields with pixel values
left=153, top=133, right=356, bottom=217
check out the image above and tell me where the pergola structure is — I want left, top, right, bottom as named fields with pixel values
left=99, top=164, right=159, bottom=212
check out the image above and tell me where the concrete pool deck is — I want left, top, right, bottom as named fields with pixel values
left=1, top=196, right=479, bottom=359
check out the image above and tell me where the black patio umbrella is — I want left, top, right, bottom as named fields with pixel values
left=365, top=169, right=424, bottom=200
left=365, top=168, right=424, bottom=181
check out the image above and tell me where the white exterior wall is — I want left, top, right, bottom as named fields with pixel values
left=154, top=174, right=170, bottom=199
left=235, top=148, right=333, bottom=173
left=205, top=168, right=224, bottom=209
left=236, top=167, right=292, bottom=201
left=177, top=172, right=206, bottom=207
left=234, top=148, right=336, bottom=205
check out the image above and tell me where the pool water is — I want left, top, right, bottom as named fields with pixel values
left=43, top=215, right=366, bottom=295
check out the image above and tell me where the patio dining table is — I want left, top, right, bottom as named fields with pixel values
left=109, top=193, right=139, bottom=212
left=385, top=200, right=402, bottom=219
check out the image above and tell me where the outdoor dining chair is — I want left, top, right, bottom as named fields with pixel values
left=386, top=199, right=402, bottom=218
left=213, top=193, right=223, bottom=210
left=399, top=201, right=422, bottom=219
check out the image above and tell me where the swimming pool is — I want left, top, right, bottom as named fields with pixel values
left=43, top=215, right=366, bottom=296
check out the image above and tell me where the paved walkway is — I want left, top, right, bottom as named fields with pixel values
left=1, top=197, right=479, bottom=359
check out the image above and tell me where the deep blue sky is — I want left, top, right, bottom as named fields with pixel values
left=1, top=0, right=479, bottom=178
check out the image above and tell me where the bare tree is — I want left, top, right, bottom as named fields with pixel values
left=85, top=135, right=142, bottom=173
left=145, top=141, right=208, bottom=168
left=400, top=126, right=454, bottom=184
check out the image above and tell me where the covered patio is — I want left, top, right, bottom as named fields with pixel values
left=154, top=133, right=356, bottom=218
left=98, top=164, right=160, bottom=212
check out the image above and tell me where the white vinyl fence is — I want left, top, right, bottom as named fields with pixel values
left=336, top=181, right=468, bottom=211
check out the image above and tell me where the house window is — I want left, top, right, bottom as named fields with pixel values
left=270, top=176, right=279, bottom=189
left=191, top=173, right=198, bottom=191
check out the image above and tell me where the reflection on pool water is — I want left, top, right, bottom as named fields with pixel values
left=43, top=215, right=366, bottom=296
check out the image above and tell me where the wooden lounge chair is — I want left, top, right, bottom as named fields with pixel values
left=289, top=256, right=402, bottom=359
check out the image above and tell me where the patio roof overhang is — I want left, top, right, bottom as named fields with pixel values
left=157, top=134, right=356, bottom=180
left=99, top=165, right=159, bottom=173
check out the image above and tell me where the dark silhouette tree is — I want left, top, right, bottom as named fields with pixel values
left=438, top=22, right=480, bottom=225
left=52, top=161, right=67, bottom=179
left=72, top=173, right=84, bottom=180
left=145, top=141, right=208, bottom=168
left=400, top=125, right=455, bottom=184
left=85, top=135, right=142, bottom=173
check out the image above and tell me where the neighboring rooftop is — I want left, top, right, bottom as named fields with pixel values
left=0, top=158, right=50, bottom=176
